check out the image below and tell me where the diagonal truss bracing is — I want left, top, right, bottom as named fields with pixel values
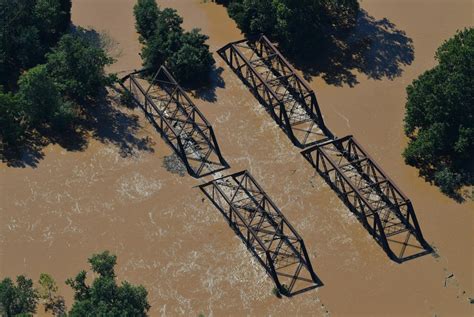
left=218, top=35, right=333, bottom=148
left=120, top=67, right=228, bottom=178
left=200, top=170, right=322, bottom=296
left=302, top=136, right=432, bottom=262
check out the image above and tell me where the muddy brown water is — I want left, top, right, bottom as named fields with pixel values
left=1, top=0, right=473, bottom=316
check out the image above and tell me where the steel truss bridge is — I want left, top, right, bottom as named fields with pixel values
left=218, top=35, right=334, bottom=148
left=200, top=170, right=322, bottom=295
left=120, top=66, right=320, bottom=295
left=120, top=67, right=228, bottom=178
left=302, top=136, right=431, bottom=262
left=219, top=34, right=431, bottom=262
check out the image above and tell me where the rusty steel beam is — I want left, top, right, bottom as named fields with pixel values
left=302, top=136, right=432, bottom=262
left=120, top=67, right=228, bottom=178
left=218, top=35, right=334, bottom=148
left=200, top=170, right=322, bottom=296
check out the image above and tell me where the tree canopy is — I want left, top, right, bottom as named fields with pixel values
left=46, top=31, right=115, bottom=104
left=224, top=0, right=360, bottom=59
left=403, top=28, right=473, bottom=198
left=134, top=0, right=160, bottom=42
left=18, top=64, right=74, bottom=130
left=66, top=251, right=150, bottom=316
left=0, top=91, right=26, bottom=147
left=0, top=0, right=114, bottom=157
left=0, top=275, right=38, bottom=317
left=134, top=2, right=215, bottom=86
left=0, top=0, right=71, bottom=89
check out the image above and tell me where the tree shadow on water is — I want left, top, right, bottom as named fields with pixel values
left=298, top=10, right=414, bottom=87
left=1, top=92, right=155, bottom=168
left=83, top=93, right=155, bottom=158
left=189, top=66, right=225, bottom=103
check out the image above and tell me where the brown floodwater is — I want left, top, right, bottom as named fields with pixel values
left=1, top=0, right=473, bottom=316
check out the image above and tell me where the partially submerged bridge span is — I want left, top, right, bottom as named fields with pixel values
left=120, top=67, right=228, bottom=178
left=302, top=136, right=432, bottom=262
left=219, top=35, right=431, bottom=263
left=218, top=35, right=333, bottom=148
left=200, top=170, right=322, bottom=296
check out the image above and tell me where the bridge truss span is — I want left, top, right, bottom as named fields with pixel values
left=302, top=136, right=432, bottom=262
left=199, top=170, right=322, bottom=296
left=120, top=67, right=228, bottom=178
left=218, top=35, right=333, bottom=148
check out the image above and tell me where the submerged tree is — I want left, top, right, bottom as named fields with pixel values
left=134, top=3, right=215, bottom=86
left=0, top=275, right=38, bottom=317
left=37, top=273, right=67, bottom=316
left=66, top=251, right=150, bottom=316
left=403, top=28, right=474, bottom=198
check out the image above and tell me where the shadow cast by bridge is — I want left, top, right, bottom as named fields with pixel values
left=293, top=9, right=414, bottom=87
left=1, top=91, right=155, bottom=168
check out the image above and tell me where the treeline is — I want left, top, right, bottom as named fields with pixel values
left=403, top=28, right=473, bottom=199
left=133, top=0, right=215, bottom=86
left=217, top=0, right=360, bottom=60
left=0, top=251, right=150, bottom=316
left=0, top=0, right=114, bottom=154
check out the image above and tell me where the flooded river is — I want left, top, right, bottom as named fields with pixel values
left=1, top=0, right=472, bottom=316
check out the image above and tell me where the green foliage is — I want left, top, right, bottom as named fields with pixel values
left=0, top=0, right=41, bottom=89
left=226, top=0, right=359, bottom=58
left=433, top=167, right=463, bottom=196
left=18, top=64, right=75, bottom=130
left=271, top=287, right=281, bottom=298
left=38, top=274, right=66, bottom=316
left=34, top=0, right=71, bottom=47
left=66, top=251, right=150, bottom=316
left=88, top=250, right=117, bottom=278
left=46, top=31, right=115, bottom=104
left=168, top=30, right=215, bottom=84
left=133, top=0, right=160, bottom=42
left=0, top=91, right=27, bottom=147
left=0, top=275, right=38, bottom=317
left=0, top=5, right=112, bottom=154
left=0, top=0, right=72, bottom=88
left=135, top=6, right=215, bottom=86
left=403, top=28, right=474, bottom=198
left=38, top=273, right=58, bottom=300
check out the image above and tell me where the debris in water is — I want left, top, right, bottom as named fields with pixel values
left=162, top=154, right=186, bottom=177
